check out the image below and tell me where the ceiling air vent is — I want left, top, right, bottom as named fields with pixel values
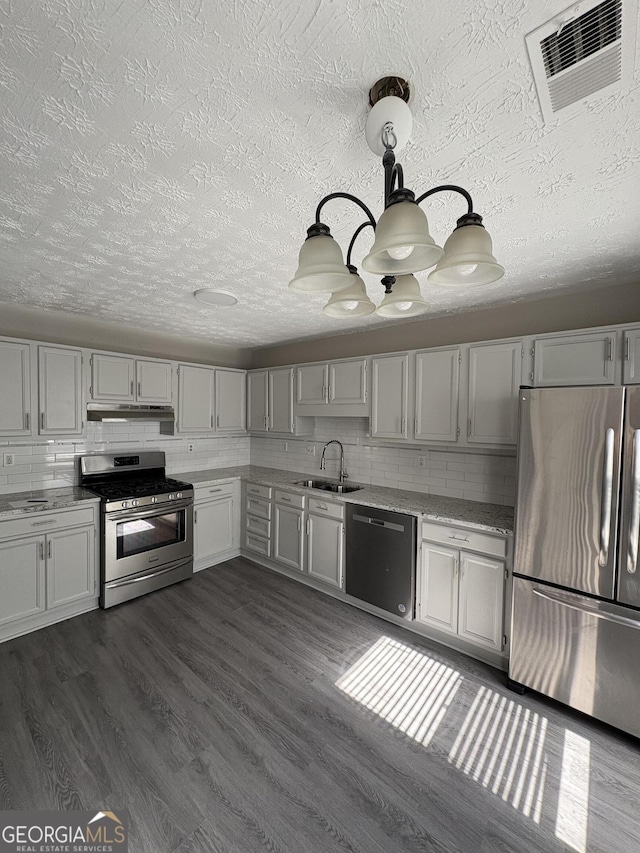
left=526, top=0, right=637, bottom=122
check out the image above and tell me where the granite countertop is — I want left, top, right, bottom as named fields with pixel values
left=178, top=465, right=514, bottom=535
left=0, top=486, right=100, bottom=520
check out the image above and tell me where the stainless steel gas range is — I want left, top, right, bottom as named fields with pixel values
left=79, top=451, right=194, bottom=608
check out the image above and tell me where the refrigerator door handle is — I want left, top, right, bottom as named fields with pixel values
left=532, top=587, right=640, bottom=631
left=627, top=429, right=640, bottom=575
left=599, top=427, right=615, bottom=567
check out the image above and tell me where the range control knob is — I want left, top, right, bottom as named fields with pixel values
left=176, top=492, right=183, bottom=499
left=131, top=500, right=139, bottom=507
left=168, top=493, right=175, bottom=500
left=150, top=496, right=158, bottom=504
left=122, top=501, right=129, bottom=509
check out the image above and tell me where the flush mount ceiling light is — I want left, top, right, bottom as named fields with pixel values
left=288, top=76, right=505, bottom=321
left=193, top=289, right=238, bottom=306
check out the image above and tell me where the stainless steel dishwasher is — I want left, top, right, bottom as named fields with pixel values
left=345, top=504, right=416, bottom=620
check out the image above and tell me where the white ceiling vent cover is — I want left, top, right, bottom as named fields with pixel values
left=526, top=0, right=637, bottom=122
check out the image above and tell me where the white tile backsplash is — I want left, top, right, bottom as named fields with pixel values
left=250, top=417, right=517, bottom=506
left=0, top=417, right=516, bottom=505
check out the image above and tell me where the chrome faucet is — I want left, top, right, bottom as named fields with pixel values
left=320, top=440, right=348, bottom=482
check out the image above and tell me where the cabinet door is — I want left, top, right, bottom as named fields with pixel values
left=47, top=525, right=95, bottom=608
left=307, top=513, right=344, bottom=588
left=623, top=329, right=640, bottom=384
left=178, top=364, right=214, bottom=432
left=533, top=332, right=616, bottom=386
left=91, top=354, right=135, bottom=400
left=247, top=371, right=269, bottom=432
left=417, top=543, right=458, bottom=634
left=136, top=360, right=172, bottom=403
left=467, top=342, right=521, bottom=445
left=195, top=496, right=234, bottom=567
left=296, top=363, right=328, bottom=405
left=458, top=552, right=504, bottom=651
left=269, top=368, right=294, bottom=433
left=415, top=348, right=460, bottom=442
left=274, top=504, right=305, bottom=572
left=215, top=369, right=246, bottom=431
left=370, top=354, right=409, bottom=439
left=328, top=359, right=367, bottom=405
left=38, top=346, right=83, bottom=435
left=0, top=536, right=46, bottom=625
left=0, top=341, right=31, bottom=436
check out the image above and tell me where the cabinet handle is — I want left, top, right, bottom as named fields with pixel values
left=40, top=412, right=45, bottom=430
left=39, top=542, right=44, bottom=560
left=209, top=488, right=223, bottom=493
left=48, top=540, right=52, bottom=559
left=400, top=417, right=405, bottom=435
left=454, top=558, right=459, bottom=576
left=468, top=417, right=472, bottom=437
left=194, top=510, right=198, bottom=523
left=624, top=336, right=630, bottom=361
left=130, top=380, right=134, bottom=396
left=138, top=381, right=141, bottom=396
left=281, top=495, right=291, bottom=502
left=297, top=516, right=301, bottom=531
left=449, top=534, right=470, bottom=542
left=306, top=518, right=311, bottom=535
left=606, top=338, right=613, bottom=362
left=414, top=417, right=418, bottom=436
left=24, top=412, right=30, bottom=431
left=327, top=384, right=332, bottom=402
left=216, top=415, right=220, bottom=428
left=32, top=519, right=56, bottom=527
left=210, top=414, right=214, bottom=428
left=316, top=502, right=328, bottom=511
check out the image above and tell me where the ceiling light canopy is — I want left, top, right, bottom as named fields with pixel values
left=289, top=76, right=505, bottom=321
left=194, top=289, right=238, bottom=306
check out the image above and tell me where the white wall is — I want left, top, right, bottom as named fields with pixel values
left=0, top=422, right=250, bottom=494
left=251, top=418, right=516, bottom=506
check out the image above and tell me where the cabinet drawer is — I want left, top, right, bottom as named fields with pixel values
left=274, top=490, right=305, bottom=509
left=246, top=483, right=272, bottom=499
left=0, top=506, right=96, bottom=541
left=246, top=515, right=270, bottom=538
left=195, top=481, right=236, bottom=501
left=421, top=520, right=507, bottom=558
left=308, top=498, right=344, bottom=519
left=245, top=532, right=271, bottom=557
left=246, top=496, right=271, bottom=519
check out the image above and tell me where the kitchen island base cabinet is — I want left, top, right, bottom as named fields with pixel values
left=0, top=506, right=99, bottom=643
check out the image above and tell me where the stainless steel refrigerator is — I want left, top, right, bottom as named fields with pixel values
left=509, top=385, right=640, bottom=738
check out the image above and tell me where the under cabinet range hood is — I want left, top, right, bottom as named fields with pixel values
left=87, top=403, right=175, bottom=423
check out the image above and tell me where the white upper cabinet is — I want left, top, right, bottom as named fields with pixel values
left=296, top=363, right=328, bottom=405
left=0, top=341, right=31, bottom=436
left=415, top=348, right=460, bottom=442
left=91, top=354, right=135, bottom=400
left=177, top=364, right=214, bottom=432
left=248, top=370, right=269, bottom=432
left=370, top=353, right=409, bottom=439
left=467, top=342, right=522, bottom=445
left=136, top=359, right=172, bottom=403
left=269, top=368, right=294, bottom=433
left=214, top=369, right=246, bottom=432
left=623, top=329, right=640, bottom=385
left=532, top=331, right=616, bottom=386
left=38, top=346, right=83, bottom=435
left=296, top=358, right=368, bottom=413
left=328, top=359, right=367, bottom=405
left=91, top=354, right=172, bottom=403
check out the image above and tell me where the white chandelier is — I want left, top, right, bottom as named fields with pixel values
left=289, top=77, right=505, bottom=319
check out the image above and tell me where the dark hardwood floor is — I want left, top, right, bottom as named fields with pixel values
left=1, top=557, right=639, bottom=852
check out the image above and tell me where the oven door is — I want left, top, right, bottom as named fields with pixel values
left=104, top=499, right=193, bottom=582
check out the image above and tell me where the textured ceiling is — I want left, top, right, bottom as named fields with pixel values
left=0, top=0, right=639, bottom=348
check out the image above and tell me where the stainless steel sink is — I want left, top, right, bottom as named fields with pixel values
left=295, top=479, right=362, bottom=494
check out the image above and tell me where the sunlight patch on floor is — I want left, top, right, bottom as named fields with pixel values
left=448, top=685, right=548, bottom=823
left=336, top=636, right=462, bottom=747
left=555, top=729, right=590, bottom=853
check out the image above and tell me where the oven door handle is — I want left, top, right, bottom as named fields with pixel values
left=106, top=564, right=186, bottom=588
left=106, top=499, right=193, bottom=521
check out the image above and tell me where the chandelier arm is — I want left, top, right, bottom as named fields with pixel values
left=314, top=193, right=377, bottom=229
left=415, top=184, right=474, bottom=214
left=345, top=222, right=375, bottom=267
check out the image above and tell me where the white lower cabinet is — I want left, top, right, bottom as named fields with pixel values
left=274, top=492, right=305, bottom=572
left=194, top=481, right=240, bottom=571
left=0, top=506, right=99, bottom=641
left=306, top=498, right=344, bottom=589
left=417, top=521, right=507, bottom=653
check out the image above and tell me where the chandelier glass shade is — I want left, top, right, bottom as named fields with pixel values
left=288, top=78, right=504, bottom=320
